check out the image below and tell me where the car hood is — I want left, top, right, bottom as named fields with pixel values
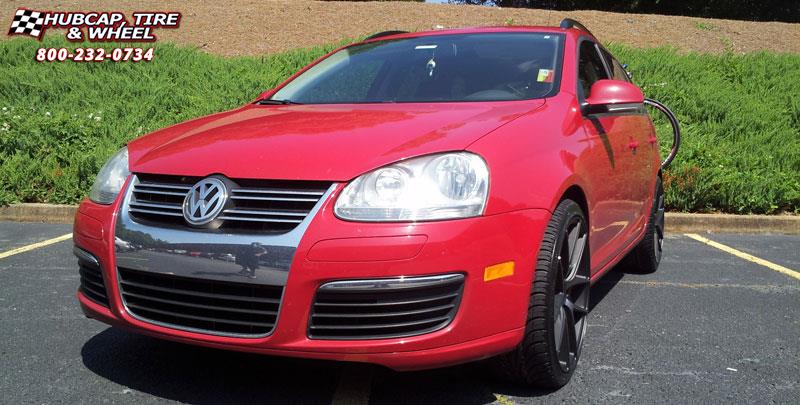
left=128, top=101, right=544, bottom=181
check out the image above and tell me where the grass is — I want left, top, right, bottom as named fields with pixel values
left=608, top=45, right=800, bottom=214
left=0, top=36, right=798, bottom=214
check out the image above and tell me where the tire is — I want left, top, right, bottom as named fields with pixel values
left=624, top=177, right=665, bottom=274
left=491, top=199, right=590, bottom=388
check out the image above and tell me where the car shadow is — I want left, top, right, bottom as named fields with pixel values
left=81, top=328, right=343, bottom=404
left=489, top=266, right=627, bottom=399
left=81, top=268, right=629, bottom=404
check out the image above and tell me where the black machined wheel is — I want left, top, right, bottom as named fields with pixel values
left=652, top=186, right=665, bottom=263
left=553, top=214, right=590, bottom=373
left=625, top=176, right=665, bottom=274
left=492, top=199, right=590, bottom=388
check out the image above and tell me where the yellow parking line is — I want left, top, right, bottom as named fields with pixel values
left=685, top=233, right=800, bottom=281
left=0, top=233, right=72, bottom=260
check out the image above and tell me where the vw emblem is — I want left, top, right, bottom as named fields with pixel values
left=183, top=177, right=228, bottom=226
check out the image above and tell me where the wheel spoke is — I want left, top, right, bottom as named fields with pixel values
left=567, top=224, right=580, bottom=258
left=553, top=293, right=565, bottom=349
left=565, top=273, right=589, bottom=291
left=656, top=196, right=665, bottom=232
left=566, top=224, right=585, bottom=275
left=563, top=296, right=575, bottom=313
left=550, top=208, right=592, bottom=374
left=563, top=305, right=578, bottom=368
left=557, top=307, right=571, bottom=366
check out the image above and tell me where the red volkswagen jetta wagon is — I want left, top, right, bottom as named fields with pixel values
left=73, top=20, right=664, bottom=388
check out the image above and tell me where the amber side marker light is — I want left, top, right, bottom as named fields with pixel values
left=484, top=261, right=515, bottom=282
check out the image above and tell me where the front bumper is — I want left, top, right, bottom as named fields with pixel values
left=73, top=188, right=551, bottom=371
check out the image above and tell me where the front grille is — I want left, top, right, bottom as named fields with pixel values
left=309, top=274, right=465, bottom=340
left=118, top=267, right=283, bottom=337
left=75, top=247, right=109, bottom=307
left=128, top=173, right=331, bottom=233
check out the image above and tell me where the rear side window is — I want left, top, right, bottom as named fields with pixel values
left=599, top=47, right=630, bottom=82
left=577, top=41, right=609, bottom=98
left=610, top=59, right=630, bottom=82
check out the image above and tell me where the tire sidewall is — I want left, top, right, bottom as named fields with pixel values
left=542, top=201, right=587, bottom=385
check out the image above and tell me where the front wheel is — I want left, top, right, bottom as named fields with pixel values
left=492, top=199, right=590, bottom=388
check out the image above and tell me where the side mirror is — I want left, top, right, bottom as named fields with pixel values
left=584, top=80, right=644, bottom=115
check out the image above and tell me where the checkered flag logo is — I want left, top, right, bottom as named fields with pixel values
left=8, top=9, right=45, bottom=39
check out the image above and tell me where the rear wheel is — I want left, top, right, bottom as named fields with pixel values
left=492, top=199, right=590, bottom=388
left=625, top=177, right=665, bottom=273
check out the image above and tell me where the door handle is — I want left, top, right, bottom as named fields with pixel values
left=628, top=140, right=639, bottom=150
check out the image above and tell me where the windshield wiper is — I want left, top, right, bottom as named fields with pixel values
left=256, top=99, right=303, bottom=105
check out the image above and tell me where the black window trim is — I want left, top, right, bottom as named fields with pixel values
left=575, top=36, right=612, bottom=109
left=597, top=44, right=631, bottom=83
left=578, top=38, right=646, bottom=117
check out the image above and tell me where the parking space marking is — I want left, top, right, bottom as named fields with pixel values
left=0, top=233, right=72, bottom=261
left=612, top=280, right=798, bottom=292
left=685, top=233, right=800, bottom=281
left=331, top=364, right=372, bottom=405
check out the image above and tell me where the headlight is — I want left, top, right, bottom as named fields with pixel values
left=89, top=147, right=130, bottom=204
left=334, top=152, right=489, bottom=222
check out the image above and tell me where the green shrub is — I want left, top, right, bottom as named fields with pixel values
left=0, top=37, right=797, bottom=213
left=609, top=45, right=800, bottom=214
left=0, top=36, right=344, bottom=205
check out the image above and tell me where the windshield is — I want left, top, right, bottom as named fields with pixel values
left=271, top=33, right=564, bottom=104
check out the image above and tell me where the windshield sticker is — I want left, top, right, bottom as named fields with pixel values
left=414, top=44, right=438, bottom=50
left=537, top=69, right=554, bottom=83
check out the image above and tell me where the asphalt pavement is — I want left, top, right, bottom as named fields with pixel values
left=0, top=221, right=797, bottom=404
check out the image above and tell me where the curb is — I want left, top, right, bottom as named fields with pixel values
left=0, top=204, right=797, bottom=234
left=0, top=203, right=77, bottom=224
left=664, top=213, right=799, bottom=234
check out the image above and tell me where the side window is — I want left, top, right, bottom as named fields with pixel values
left=610, top=59, right=631, bottom=82
left=578, top=41, right=609, bottom=98
left=599, top=47, right=631, bottom=82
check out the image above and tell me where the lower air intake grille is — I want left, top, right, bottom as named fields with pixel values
left=118, top=267, right=283, bottom=337
left=309, top=274, right=465, bottom=340
left=75, top=247, right=109, bottom=307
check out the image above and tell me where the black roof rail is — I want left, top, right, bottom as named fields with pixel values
left=559, top=18, right=596, bottom=38
left=364, top=30, right=408, bottom=41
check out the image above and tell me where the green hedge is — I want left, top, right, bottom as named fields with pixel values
left=608, top=45, right=800, bottom=214
left=0, top=37, right=797, bottom=213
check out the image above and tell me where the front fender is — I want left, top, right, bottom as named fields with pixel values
left=468, top=94, right=589, bottom=215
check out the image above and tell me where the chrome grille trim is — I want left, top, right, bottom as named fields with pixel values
left=129, top=201, right=183, bottom=211
left=128, top=207, right=184, bottom=217
left=229, top=195, right=320, bottom=202
left=136, top=182, right=192, bottom=191
left=126, top=174, right=332, bottom=231
left=231, top=188, right=326, bottom=196
left=309, top=274, right=465, bottom=340
left=134, top=188, right=187, bottom=197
